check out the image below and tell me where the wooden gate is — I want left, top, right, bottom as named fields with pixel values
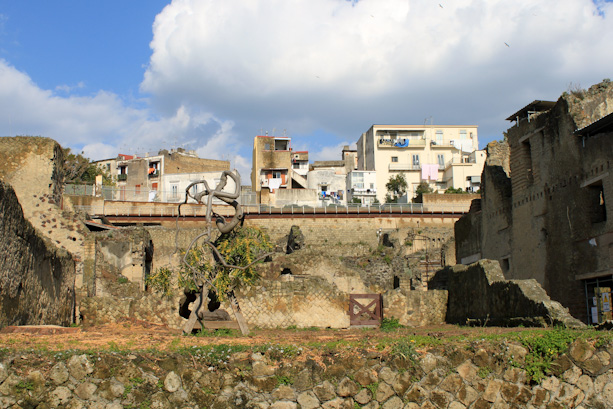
left=349, top=294, right=382, bottom=327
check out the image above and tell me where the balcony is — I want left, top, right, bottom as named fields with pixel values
left=117, top=174, right=128, bottom=181
left=378, top=138, right=426, bottom=149
left=352, top=188, right=377, bottom=196
left=148, top=170, right=159, bottom=178
left=430, top=140, right=454, bottom=148
left=260, top=177, right=286, bottom=188
left=445, top=157, right=476, bottom=168
left=389, top=163, right=421, bottom=171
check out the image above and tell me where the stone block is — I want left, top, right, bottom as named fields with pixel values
left=297, top=391, right=320, bottom=409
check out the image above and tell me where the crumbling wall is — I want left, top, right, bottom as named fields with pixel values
left=430, top=260, right=583, bottom=327
left=225, top=276, right=350, bottom=329
left=0, top=136, right=88, bottom=309
left=455, top=140, right=512, bottom=267
left=0, top=180, right=75, bottom=326
left=383, top=288, right=448, bottom=326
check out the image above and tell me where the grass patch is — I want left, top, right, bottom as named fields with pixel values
left=519, top=328, right=577, bottom=383
left=380, top=317, right=403, bottom=332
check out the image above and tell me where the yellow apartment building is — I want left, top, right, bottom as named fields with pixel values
left=357, top=125, right=484, bottom=202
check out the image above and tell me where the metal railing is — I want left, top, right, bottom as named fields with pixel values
left=72, top=202, right=471, bottom=218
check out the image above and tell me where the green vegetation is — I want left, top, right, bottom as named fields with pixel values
left=63, top=148, right=115, bottom=186
left=412, top=181, right=433, bottom=203
left=366, top=382, right=379, bottom=396
left=380, top=317, right=403, bottom=332
left=520, top=328, right=576, bottom=383
left=275, top=375, right=293, bottom=386
left=385, top=174, right=408, bottom=203
left=147, top=226, right=273, bottom=301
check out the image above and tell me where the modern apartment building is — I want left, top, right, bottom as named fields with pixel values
left=96, top=149, right=230, bottom=202
left=250, top=134, right=308, bottom=195
left=357, top=125, right=484, bottom=202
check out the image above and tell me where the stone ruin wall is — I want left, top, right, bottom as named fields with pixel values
left=430, top=259, right=583, bottom=328
left=100, top=218, right=457, bottom=330
left=0, top=180, right=75, bottom=326
left=455, top=80, right=613, bottom=323
left=0, top=335, right=612, bottom=408
left=0, top=137, right=88, bottom=311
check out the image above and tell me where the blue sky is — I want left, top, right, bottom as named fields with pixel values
left=1, top=0, right=612, bottom=181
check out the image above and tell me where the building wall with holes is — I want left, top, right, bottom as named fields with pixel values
left=455, top=80, right=613, bottom=323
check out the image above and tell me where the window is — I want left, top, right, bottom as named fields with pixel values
left=391, top=156, right=398, bottom=163
left=353, top=173, right=364, bottom=189
left=521, top=140, right=534, bottom=185
left=135, top=185, right=141, bottom=195
left=370, top=183, right=375, bottom=189
left=172, top=184, right=178, bottom=198
left=437, top=154, right=445, bottom=167
left=106, top=164, right=111, bottom=171
left=321, top=185, right=328, bottom=192
left=589, top=182, right=607, bottom=224
left=436, top=130, right=443, bottom=143
left=272, top=171, right=281, bottom=179
left=412, top=154, right=420, bottom=166
left=460, top=130, right=467, bottom=140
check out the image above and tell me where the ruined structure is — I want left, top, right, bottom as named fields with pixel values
left=0, top=180, right=75, bottom=326
left=456, top=80, right=613, bottom=323
left=430, top=260, right=582, bottom=327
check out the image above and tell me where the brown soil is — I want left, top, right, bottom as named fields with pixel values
left=0, top=320, right=535, bottom=353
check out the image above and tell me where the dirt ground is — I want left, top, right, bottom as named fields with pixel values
left=0, top=320, right=538, bottom=353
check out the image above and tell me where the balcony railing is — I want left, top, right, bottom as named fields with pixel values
left=378, top=138, right=426, bottom=148
left=389, top=163, right=421, bottom=171
left=117, top=174, right=127, bottom=181
left=148, top=170, right=159, bottom=178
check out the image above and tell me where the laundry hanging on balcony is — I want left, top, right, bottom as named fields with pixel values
left=421, top=164, right=439, bottom=181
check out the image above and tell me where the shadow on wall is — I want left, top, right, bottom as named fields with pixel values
left=429, top=259, right=584, bottom=328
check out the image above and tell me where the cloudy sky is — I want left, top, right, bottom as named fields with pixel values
left=1, top=0, right=612, bottom=182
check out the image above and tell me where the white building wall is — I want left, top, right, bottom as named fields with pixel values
left=359, top=125, right=482, bottom=202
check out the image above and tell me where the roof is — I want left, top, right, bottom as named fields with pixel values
left=574, top=111, right=613, bottom=137
left=506, top=100, right=556, bottom=121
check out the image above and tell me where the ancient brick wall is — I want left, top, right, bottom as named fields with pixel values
left=0, top=181, right=75, bottom=326
left=455, top=81, right=613, bottom=323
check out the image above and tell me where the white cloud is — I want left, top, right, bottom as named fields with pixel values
left=142, top=0, right=613, bottom=147
left=311, top=141, right=356, bottom=162
left=2, top=0, right=613, bottom=183
left=0, top=60, right=244, bottom=167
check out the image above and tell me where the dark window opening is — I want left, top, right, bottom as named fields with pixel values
left=500, top=257, right=510, bottom=276
left=521, top=140, right=534, bottom=185
left=281, top=268, right=292, bottom=275
left=393, top=276, right=400, bottom=289
left=589, top=183, right=607, bottom=224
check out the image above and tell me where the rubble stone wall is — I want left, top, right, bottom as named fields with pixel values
left=0, top=337, right=611, bottom=408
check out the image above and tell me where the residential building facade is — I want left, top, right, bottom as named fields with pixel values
left=251, top=134, right=308, bottom=199
left=356, top=125, right=483, bottom=202
left=347, top=170, right=378, bottom=205
left=106, top=149, right=230, bottom=202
